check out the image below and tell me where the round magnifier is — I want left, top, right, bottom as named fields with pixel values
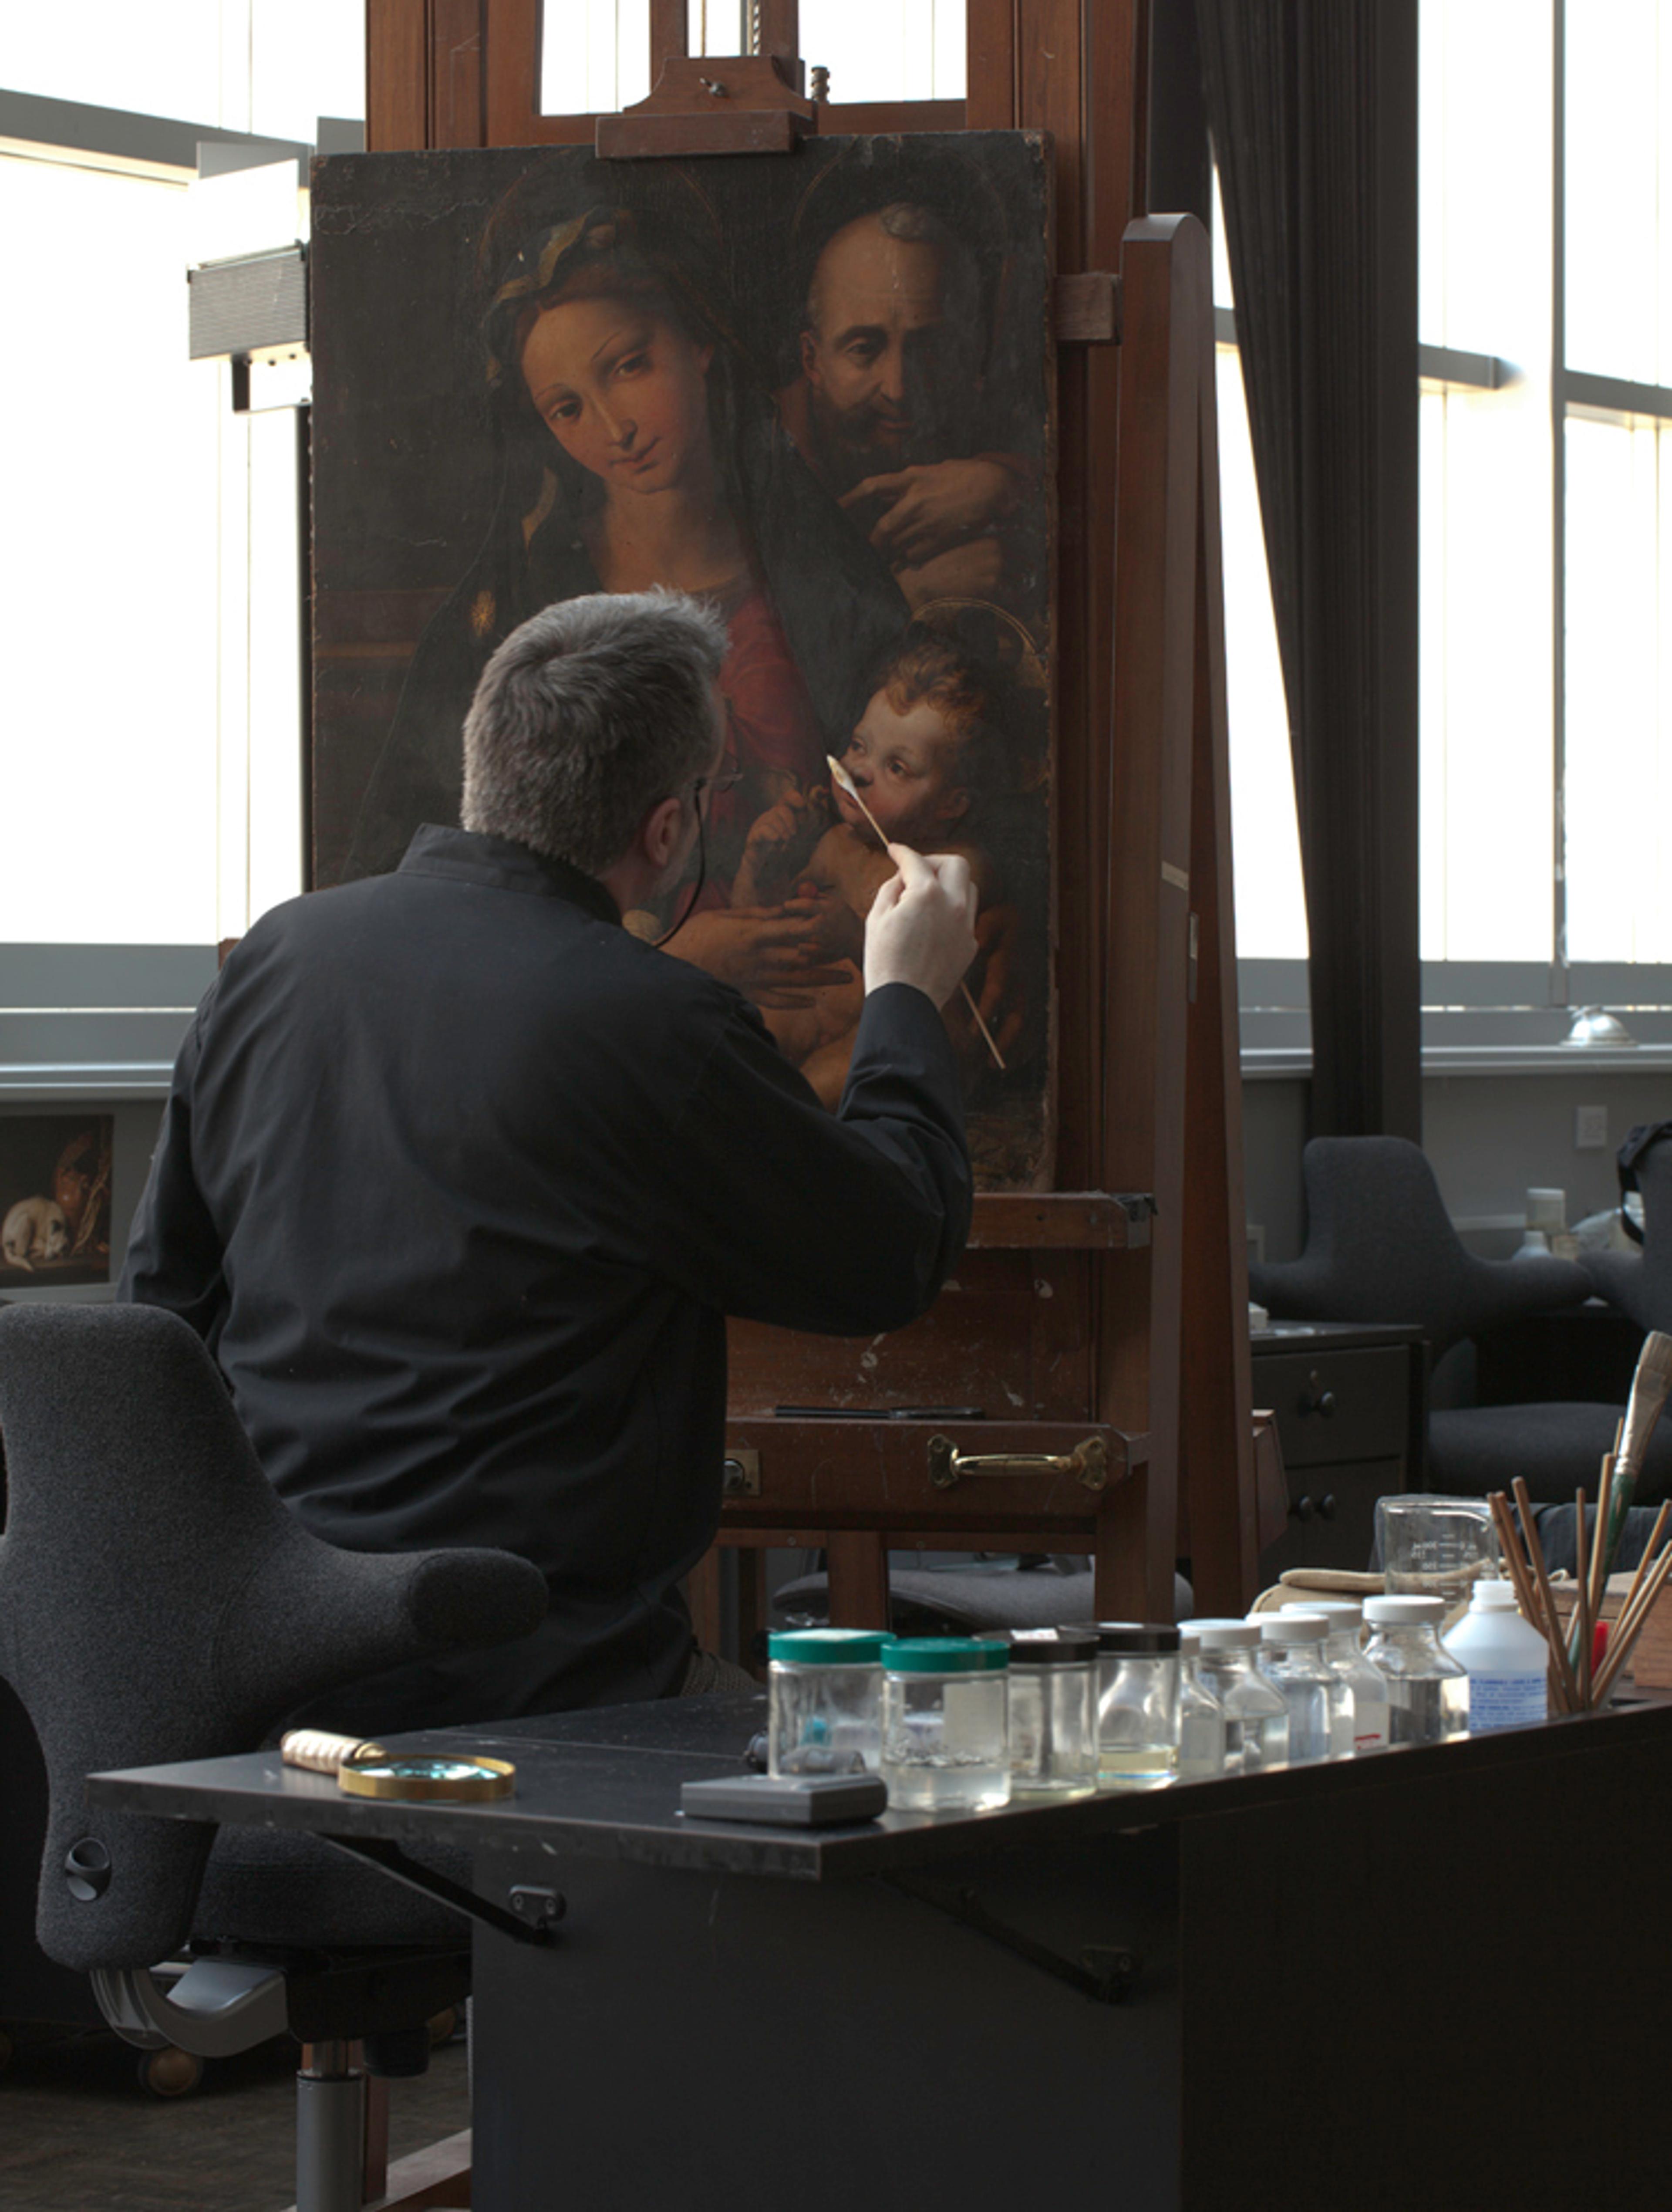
left=336, top=1753, right=515, bottom=1802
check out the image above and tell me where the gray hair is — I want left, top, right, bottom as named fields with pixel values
left=461, top=590, right=729, bottom=876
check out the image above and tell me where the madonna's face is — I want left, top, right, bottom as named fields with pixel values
left=519, top=289, right=715, bottom=494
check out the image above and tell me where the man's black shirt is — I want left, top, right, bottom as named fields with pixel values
left=120, top=826, right=971, bottom=1726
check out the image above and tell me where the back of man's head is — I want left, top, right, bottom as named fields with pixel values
left=461, top=590, right=729, bottom=877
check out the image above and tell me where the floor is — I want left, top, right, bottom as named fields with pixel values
left=0, top=2026, right=469, bottom=2211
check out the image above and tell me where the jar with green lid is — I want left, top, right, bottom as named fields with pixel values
left=880, top=1638, right=1011, bottom=1812
left=767, top=1629, right=891, bottom=1776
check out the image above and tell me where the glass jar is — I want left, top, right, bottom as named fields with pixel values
left=1074, top=1623, right=1181, bottom=1789
left=1362, top=1595, right=1470, bottom=1745
left=998, top=1630, right=1099, bottom=1794
left=1282, top=1598, right=1389, bottom=1752
left=767, top=1629, right=891, bottom=1776
left=880, top=1638, right=1011, bottom=1812
left=1256, top=1612, right=1348, bottom=1764
left=1193, top=1624, right=1290, bottom=1770
left=1176, top=1629, right=1230, bottom=1780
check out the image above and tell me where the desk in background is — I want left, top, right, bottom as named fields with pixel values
left=92, top=1692, right=1672, bottom=2212
left=1252, top=1320, right=1428, bottom=1574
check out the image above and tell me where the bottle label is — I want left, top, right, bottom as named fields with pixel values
left=1466, top=1673, right=1547, bottom=1732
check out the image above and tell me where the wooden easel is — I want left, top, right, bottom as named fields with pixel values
left=362, top=0, right=1257, bottom=1630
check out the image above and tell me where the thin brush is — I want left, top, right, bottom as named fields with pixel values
left=1592, top=1535, right=1672, bottom=1705
left=826, top=754, right=1006, bottom=1071
left=1572, top=1331, right=1672, bottom=1672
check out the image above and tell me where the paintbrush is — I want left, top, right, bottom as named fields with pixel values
left=1571, top=1330, right=1672, bottom=1673
left=825, top=754, right=1007, bottom=1071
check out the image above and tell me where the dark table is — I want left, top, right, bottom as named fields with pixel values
left=91, top=1693, right=1672, bottom=2212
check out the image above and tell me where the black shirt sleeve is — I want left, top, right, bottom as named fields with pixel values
left=118, top=986, right=229, bottom=1351
left=654, top=980, right=972, bottom=1335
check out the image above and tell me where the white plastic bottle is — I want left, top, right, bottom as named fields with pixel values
left=1443, top=1580, right=1550, bottom=1732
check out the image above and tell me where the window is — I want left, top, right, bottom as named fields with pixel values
left=0, top=6, right=362, bottom=1088
left=1235, top=0, right=1672, bottom=1061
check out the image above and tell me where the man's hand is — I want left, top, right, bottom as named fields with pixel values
left=863, top=847, right=978, bottom=1009
left=839, top=458, right=1016, bottom=567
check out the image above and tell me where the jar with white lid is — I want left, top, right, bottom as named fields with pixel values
left=1176, top=1628, right=1231, bottom=1780
left=767, top=1629, right=890, bottom=1776
left=880, top=1638, right=1011, bottom=1812
left=1256, top=1613, right=1347, bottom=1763
left=1281, top=1598, right=1389, bottom=1752
left=1193, top=1624, right=1290, bottom=1770
left=1073, top=1622, right=1180, bottom=1790
left=1362, top=1594, right=1469, bottom=1744
left=999, top=1630, right=1099, bottom=1794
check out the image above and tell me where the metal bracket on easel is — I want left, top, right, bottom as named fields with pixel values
left=598, top=55, right=817, bottom=159
left=884, top=1873, right=1140, bottom=2006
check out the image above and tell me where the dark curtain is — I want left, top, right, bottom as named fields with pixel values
left=1194, top=0, right=1421, bottom=1140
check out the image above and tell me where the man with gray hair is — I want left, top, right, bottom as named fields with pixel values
left=122, top=590, right=976, bottom=1729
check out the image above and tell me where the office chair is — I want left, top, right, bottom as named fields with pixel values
left=1248, top=1136, right=1672, bottom=1506
left=1584, top=1126, right=1672, bottom=1335
left=0, top=1301, right=548, bottom=2210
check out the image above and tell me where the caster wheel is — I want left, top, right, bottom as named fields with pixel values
left=138, top=2046, right=204, bottom=2098
left=427, top=2007, right=460, bottom=2047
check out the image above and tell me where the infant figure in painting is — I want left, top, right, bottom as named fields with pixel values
left=733, top=624, right=1006, bottom=1108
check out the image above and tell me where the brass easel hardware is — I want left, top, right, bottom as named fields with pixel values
left=722, top=1450, right=761, bottom=1496
left=927, top=1434, right=1110, bottom=1493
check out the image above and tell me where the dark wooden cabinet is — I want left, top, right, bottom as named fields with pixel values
left=1251, top=1322, right=1428, bottom=1575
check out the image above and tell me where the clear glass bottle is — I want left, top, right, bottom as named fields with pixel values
left=767, top=1628, right=890, bottom=1776
left=1283, top=1598, right=1389, bottom=1752
left=1256, top=1612, right=1348, bottom=1764
left=1075, top=1624, right=1180, bottom=1789
left=999, top=1629, right=1100, bottom=1793
left=880, top=1638, right=1011, bottom=1811
left=1362, top=1595, right=1469, bottom=1745
left=1192, top=1624, right=1290, bottom=1770
left=1176, top=1628, right=1231, bottom=1780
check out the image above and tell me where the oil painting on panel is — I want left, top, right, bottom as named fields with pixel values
left=310, top=135, right=1054, bottom=1185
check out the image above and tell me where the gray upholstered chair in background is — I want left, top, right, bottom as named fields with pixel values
left=1248, top=1136, right=1672, bottom=1507
left=0, top=1302, right=547, bottom=2210
left=1584, top=1126, right=1672, bottom=1335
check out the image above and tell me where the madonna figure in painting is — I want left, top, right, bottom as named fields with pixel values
left=345, top=168, right=909, bottom=999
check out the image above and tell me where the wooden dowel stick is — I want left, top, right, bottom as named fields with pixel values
left=1575, top=1486, right=1592, bottom=1708
left=1489, top=1492, right=1568, bottom=1713
left=1593, top=1540, right=1672, bottom=1705
left=825, top=754, right=1006, bottom=1072
left=1515, top=1478, right=1581, bottom=1714
left=1602, top=1526, right=1672, bottom=1660
left=1612, top=1499, right=1672, bottom=1642
left=1589, top=1456, right=1615, bottom=1631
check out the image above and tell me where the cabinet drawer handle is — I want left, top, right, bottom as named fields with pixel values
left=1291, top=1493, right=1315, bottom=1523
left=1299, top=1371, right=1337, bottom=1419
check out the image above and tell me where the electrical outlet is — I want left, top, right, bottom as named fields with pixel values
left=1575, top=1104, right=1609, bottom=1151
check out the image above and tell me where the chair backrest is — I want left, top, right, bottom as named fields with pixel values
left=1586, top=1130, right=1672, bottom=1333
left=1251, top=1136, right=1591, bottom=1355
left=0, top=1303, right=545, bottom=1972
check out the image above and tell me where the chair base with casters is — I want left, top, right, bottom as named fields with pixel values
left=773, top=1557, right=1196, bottom=1634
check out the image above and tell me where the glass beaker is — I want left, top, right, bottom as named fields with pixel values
left=1375, top=1494, right=1501, bottom=1622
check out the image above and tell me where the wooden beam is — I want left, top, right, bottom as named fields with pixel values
left=366, top=0, right=429, bottom=152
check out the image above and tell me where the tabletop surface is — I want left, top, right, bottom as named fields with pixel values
left=86, top=1688, right=1672, bottom=1883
